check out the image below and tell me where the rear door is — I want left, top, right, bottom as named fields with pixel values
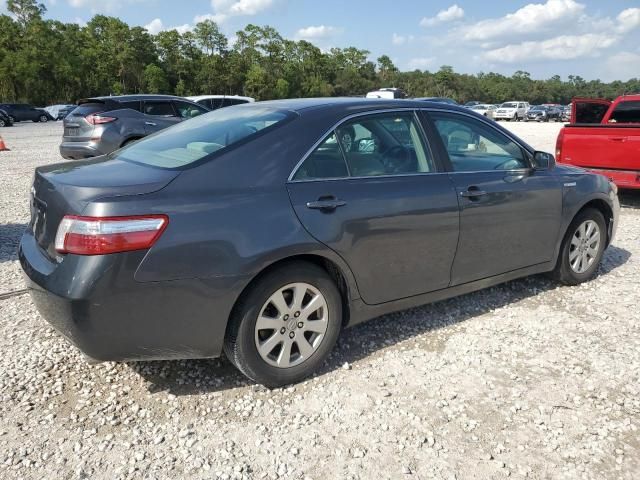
left=426, top=110, right=562, bottom=285
left=287, top=110, right=460, bottom=305
left=142, top=100, right=181, bottom=134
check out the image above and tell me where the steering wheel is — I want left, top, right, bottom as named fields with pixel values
left=493, top=158, right=523, bottom=170
left=382, top=145, right=411, bottom=173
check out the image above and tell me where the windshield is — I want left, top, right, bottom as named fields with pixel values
left=500, top=102, right=518, bottom=108
left=471, top=105, right=487, bottom=110
left=114, top=106, right=293, bottom=169
left=530, top=106, right=546, bottom=111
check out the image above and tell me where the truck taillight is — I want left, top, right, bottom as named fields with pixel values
left=54, top=215, right=168, bottom=255
left=555, top=129, right=564, bottom=161
left=85, top=113, right=117, bottom=125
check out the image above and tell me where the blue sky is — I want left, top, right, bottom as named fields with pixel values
left=2, top=0, right=640, bottom=81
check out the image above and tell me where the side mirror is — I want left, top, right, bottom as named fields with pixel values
left=533, top=151, right=556, bottom=170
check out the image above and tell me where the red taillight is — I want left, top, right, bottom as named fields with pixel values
left=54, top=215, right=168, bottom=255
left=85, top=112, right=117, bottom=125
left=555, top=129, right=564, bottom=161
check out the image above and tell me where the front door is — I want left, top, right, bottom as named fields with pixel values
left=287, top=111, right=459, bottom=305
left=427, top=111, right=562, bottom=285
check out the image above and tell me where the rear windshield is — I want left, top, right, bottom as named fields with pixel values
left=72, top=102, right=106, bottom=116
left=610, top=101, right=640, bottom=123
left=114, top=106, right=293, bottom=169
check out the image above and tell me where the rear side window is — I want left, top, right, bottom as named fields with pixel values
left=575, top=102, right=609, bottom=124
left=144, top=101, right=176, bottom=117
left=293, top=112, right=434, bottom=180
left=115, top=107, right=293, bottom=169
left=610, top=101, right=640, bottom=123
left=118, top=100, right=141, bottom=112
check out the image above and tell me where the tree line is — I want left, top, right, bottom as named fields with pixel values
left=1, top=0, right=639, bottom=107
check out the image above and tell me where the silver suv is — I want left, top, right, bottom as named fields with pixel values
left=494, top=101, right=530, bottom=121
left=60, top=95, right=209, bottom=160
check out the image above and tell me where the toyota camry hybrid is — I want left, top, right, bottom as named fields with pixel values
left=20, top=98, right=620, bottom=387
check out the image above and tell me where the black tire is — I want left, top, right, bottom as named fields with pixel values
left=8, top=116, right=15, bottom=123
left=224, top=262, right=343, bottom=387
left=39, top=115, right=49, bottom=123
left=0, top=119, right=5, bottom=128
left=552, top=208, right=606, bottom=285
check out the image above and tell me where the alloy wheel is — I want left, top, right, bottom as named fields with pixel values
left=254, top=282, right=329, bottom=368
left=569, top=220, right=601, bottom=274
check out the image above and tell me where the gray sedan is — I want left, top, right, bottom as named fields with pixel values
left=20, top=99, right=619, bottom=387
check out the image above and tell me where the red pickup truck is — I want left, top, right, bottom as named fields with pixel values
left=556, top=95, right=640, bottom=189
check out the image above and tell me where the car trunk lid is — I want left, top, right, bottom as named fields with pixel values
left=30, top=157, right=179, bottom=259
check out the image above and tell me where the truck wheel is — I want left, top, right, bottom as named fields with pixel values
left=552, top=208, right=606, bottom=285
left=224, top=262, right=343, bottom=387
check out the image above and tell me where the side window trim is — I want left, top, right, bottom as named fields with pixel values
left=421, top=108, right=534, bottom=172
left=288, top=108, right=439, bottom=182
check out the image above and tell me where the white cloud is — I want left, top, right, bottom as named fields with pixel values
left=420, top=4, right=464, bottom=27
left=206, top=0, right=276, bottom=23
left=482, top=33, right=618, bottom=63
left=392, top=33, right=415, bottom=46
left=616, top=8, right=640, bottom=34
left=144, top=18, right=163, bottom=35
left=460, top=0, right=584, bottom=41
left=194, top=12, right=228, bottom=24
left=408, top=57, right=435, bottom=70
left=603, top=51, right=640, bottom=81
left=295, top=25, right=342, bottom=40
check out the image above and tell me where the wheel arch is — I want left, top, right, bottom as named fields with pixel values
left=574, top=198, right=614, bottom=246
left=226, top=254, right=356, bottom=340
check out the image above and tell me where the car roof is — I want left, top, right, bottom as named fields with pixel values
left=252, top=97, right=471, bottom=115
left=84, top=94, right=190, bottom=102
left=187, top=95, right=255, bottom=102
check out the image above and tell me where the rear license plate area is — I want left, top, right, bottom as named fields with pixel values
left=64, top=127, right=79, bottom=136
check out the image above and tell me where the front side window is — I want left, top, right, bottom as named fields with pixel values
left=430, top=112, right=528, bottom=171
left=293, top=112, right=434, bottom=180
left=610, top=101, right=640, bottom=123
left=115, top=106, right=292, bottom=169
left=144, top=101, right=176, bottom=117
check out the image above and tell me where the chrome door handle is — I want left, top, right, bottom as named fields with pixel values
left=460, top=189, right=488, bottom=198
left=145, top=121, right=157, bottom=126
left=306, top=199, right=347, bottom=211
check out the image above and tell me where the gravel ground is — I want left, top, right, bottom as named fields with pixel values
left=1, top=121, right=639, bottom=480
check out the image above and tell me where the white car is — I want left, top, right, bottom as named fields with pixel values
left=470, top=104, right=497, bottom=119
left=365, top=88, right=407, bottom=99
left=186, top=95, right=255, bottom=111
left=494, top=101, right=529, bottom=121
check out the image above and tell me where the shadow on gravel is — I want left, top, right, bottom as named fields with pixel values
left=620, top=190, right=640, bottom=210
left=131, top=244, right=631, bottom=395
left=0, top=223, right=27, bottom=263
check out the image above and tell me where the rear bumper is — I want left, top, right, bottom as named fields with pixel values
left=587, top=168, right=640, bottom=190
left=19, top=229, right=247, bottom=362
left=59, top=141, right=100, bottom=160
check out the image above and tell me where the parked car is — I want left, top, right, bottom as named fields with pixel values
left=494, top=101, right=529, bottom=121
left=60, top=94, right=209, bottom=160
left=365, top=88, right=407, bottom=99
left=0, top=108, right=13, bottom=127
left=414, top=97, right=459, bottom=105
left=0, top=103, right=54, bottom=123
left=186, top=95, right=255, bottom=111
left=561, top=105, right=571, bottom=122
left=556, top=95, right=640, bottom=189
left=526, top=105, right=562, bottom=122
left=464, top=101, right=482, bottom=108
left=45, top=104, right=76, bottom=120
left=20, top=98, right=619, bottom=387
left=470, top=104, right=497, bottom=118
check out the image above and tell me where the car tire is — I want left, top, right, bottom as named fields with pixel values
left=8, top=116, right=15, bottom=123
left=38, top=115, right=49, bottom=123
left=552, top=208, right=606, bottom=286
left=0, top=119, right=5, bottom=128
left=224, top=262, right=343, bottom=387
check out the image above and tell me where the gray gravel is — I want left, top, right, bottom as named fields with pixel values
left=1, top=122, right=639, bottom=480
